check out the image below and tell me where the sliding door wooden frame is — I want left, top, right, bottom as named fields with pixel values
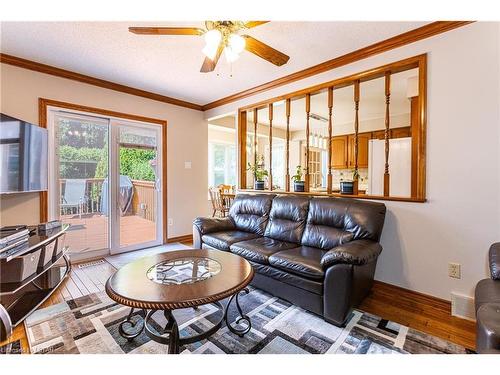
left=237, top=54, right=427, bottom=203
left=38, top=98, right=168, bottom=243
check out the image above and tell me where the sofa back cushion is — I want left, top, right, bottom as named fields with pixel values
left=264, top=195, right=310, bottom=243
left=301, top=197, right=386, bottom=249
left=229, top=194, right=275, bottom=235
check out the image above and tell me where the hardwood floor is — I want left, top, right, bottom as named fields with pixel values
left=0, top=242, right=476, bottom=353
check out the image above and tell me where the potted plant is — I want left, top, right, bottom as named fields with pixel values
left=291, top=165, right=305, bottom=192
left=247, top=155, right=268, bottom=190
left=340, top=170, right=358, bottom=195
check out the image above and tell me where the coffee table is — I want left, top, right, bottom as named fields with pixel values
left=105, top=249, right=254, bottom=353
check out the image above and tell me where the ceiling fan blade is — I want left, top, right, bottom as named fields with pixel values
left=242, top=35, right=290, bottom=66
left=128, top=27, right=205, bottom=36
left=243, top=21, right=269, bottom=29
left=200, top=43, right=225, bottom=73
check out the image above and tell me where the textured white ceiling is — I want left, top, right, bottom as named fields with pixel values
left=0, top=21, right=428, bottom=105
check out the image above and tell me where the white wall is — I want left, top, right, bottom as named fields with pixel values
left=0, top=63, right=210, bottom=237
left=205, top=22, right=500, bottom=301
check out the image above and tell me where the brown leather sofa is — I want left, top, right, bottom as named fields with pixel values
left=193, top=194, right=386, bottom=326
left=475, top=243, right=500, bottom=353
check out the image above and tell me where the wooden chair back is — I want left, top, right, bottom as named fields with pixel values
left=209, top=187, right=227, bottom=217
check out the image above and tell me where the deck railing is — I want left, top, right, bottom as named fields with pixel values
left=59, top=178, right=156, bottom=221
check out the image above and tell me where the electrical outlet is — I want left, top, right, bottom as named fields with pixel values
left=168, top=218, right=173, bottom=226
left=448, top=263, right=461, bottom=279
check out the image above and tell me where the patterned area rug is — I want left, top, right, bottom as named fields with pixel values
left=24, top=288, right=471, bottom=354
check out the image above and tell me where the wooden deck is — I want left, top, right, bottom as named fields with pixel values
left=62, top=214, right=156, bottom=253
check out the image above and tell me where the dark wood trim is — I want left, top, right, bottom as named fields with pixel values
left=166, top=234, right=193, bottom=243
left=305, top=94, right=311, bottom=192
left=238, top=110, right=248, bottom=190
left=237, top=189, right=427, bottom=203
left=372, top=281, right=451, bottom=310
left=202, top=21, right=473, bottom=110
left=268, top=103, right=273, bottom=191
left=327, top=87, right=333, bottom=194
left=383, top=72, right=391, bottom=197
left=38, top=98, right=168, bottom=244
left=410, top=97, right=419, bottom=197
left=285, top=99, right=291, bottom=192
left=1, top=53, right=203, bottom=111
left=353, top=81, right=360, bottom=195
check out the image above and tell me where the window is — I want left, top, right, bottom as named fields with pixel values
left=208, top=142, right=236, bottom=187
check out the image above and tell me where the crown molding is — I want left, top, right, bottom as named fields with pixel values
left=0, top=53, right=203, bottom=111
left=0, top=21, right=473, bottom=113
left=201, top=21, right=474, bottom=111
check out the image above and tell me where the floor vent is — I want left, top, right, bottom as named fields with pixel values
left=77, top=259, right=105, bottom=269
left=451, top=292, right=476, bottom=321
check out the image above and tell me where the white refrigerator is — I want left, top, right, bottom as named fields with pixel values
left=367, top=137, right=411, bottom=197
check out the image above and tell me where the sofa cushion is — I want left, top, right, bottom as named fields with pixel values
left=475, top=278, right=500, bottom=311
left=230, top=237, right=297, bottom=265
left=344, top=199, right=386, bottom=241
left=202, top=230, right=259, bottom=251
left=229, top=194, right=275, bottom=235
left=249, top=261, right=323, bottom=295
left=264, top=195, right=310, bottom=243
left=269, top=246, right=326, bottom=280
left=301, top=198, right=354, bottom=249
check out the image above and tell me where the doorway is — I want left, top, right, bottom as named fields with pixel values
left=43, top=101, right=166, bottom=260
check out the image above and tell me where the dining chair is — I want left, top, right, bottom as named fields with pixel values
left=209, top=187, right=229, bottom=217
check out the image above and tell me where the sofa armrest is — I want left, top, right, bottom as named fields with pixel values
left=490, top=243, right=500, bottom=280
left=192, top=217, right=235, bottom=235
left=321, top=240, right=382, bottom=269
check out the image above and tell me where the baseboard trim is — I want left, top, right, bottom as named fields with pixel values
left=167, top=234, right=193, bottom=244
left=372, top=280, right=451, bottom=311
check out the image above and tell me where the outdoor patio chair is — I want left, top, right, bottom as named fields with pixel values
left=60, top=179, right=88, bottom=218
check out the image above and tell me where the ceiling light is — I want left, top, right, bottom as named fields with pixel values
left=225, top=47, right=240, bottom=63
left=202, top=29, right=222, bottom=61
left=228, top=34, right=246, bottom=54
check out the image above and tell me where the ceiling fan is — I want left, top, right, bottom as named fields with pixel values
left=128, top=21, right=290, bottom=73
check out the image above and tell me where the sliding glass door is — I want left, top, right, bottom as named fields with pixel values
left=48, top=110, right=163, bottom=260
left=110, top=121, right=162, bottom=254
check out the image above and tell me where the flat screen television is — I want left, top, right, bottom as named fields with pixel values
left=0, top=113, right=48, bottom=193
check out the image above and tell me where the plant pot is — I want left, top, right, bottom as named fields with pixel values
left=254, top=180, right=265, bottom=190
left=293, top=181, right=305, bottom=192
left=340, top=181, right=354, bottom=195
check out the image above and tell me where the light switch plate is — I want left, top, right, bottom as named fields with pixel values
left=184, top=161, right=192, bottom=169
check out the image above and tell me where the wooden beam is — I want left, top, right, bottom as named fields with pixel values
left=1, top=54, right=203, bottom=111
left=238, top=110, right=248, bottom=189
left=202, top=21, right=473, bottom=110
left=327, top=87, right=333, bottom=194
left=353, top=81, right=360, bottom=195
left=305, top=94, right=311, bottom=192
left=285, top=99, right=291, bottom=192
left=268, top=103, right=273, bottom=191
left=253, top=108, right=258, bottom=186
left=384, top=72, right=391, bottom=197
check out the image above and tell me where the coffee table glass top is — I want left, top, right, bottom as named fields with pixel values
left=146, top=256, right=222, bottom=285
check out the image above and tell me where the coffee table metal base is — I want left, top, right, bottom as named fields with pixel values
left=118, top=288, right=251, bottom=354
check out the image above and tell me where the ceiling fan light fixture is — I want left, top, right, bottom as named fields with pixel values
left=228, top=34, right=246, bottom=54
left=224, top=47, right=240, bottom=63
left=202, top=29, right=222, bottom=60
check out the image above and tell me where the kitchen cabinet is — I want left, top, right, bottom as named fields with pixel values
left=331, top=136, right=348, bottom=169
left=347, top=133, right=370, bottom=168
left=391, top=127, right=411, bottom=139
